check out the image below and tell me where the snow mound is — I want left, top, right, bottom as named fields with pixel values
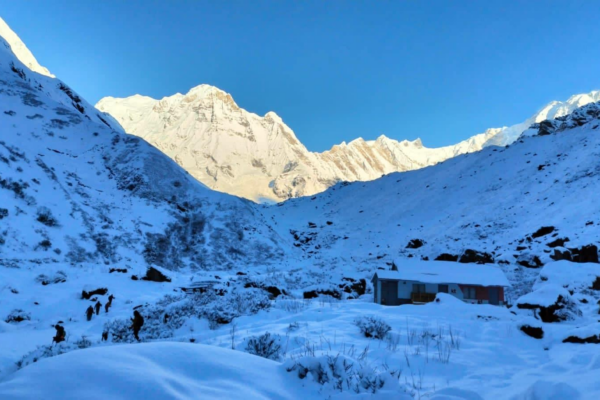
left=537, top=260, right=600, bottom=290
left=511, top=380, right=580, bottom=400
left=0, top=342, right=316, bottom=400
left=516, top=284, right=572, bottom=308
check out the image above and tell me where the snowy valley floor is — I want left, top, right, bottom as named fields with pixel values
left=2, top=262, right=600, bottom=399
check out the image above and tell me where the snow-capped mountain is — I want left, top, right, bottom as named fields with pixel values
left=0, top=17, right=54, bottom=78
left=96, top=87, right=498, bottom=202
left=0, top=20, right=286, bottom=272
left=97, top=84, right=600, bottom=202
left=481, top=91, right=600, bottom=147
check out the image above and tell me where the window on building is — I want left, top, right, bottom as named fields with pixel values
left=412, top=283, right=426, bottom=293
left=462, top=286, right=477, bottom=299
left=438, top=284, right=449, bottom=293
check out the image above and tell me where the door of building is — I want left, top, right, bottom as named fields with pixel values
left=381, top=280, right=398, bottom=305
left=488, top=287, right=499, bottom=305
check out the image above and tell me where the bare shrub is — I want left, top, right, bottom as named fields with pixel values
left=245, top=332, right=282, bottom=360
left=354, top=316, right=391, bottom=339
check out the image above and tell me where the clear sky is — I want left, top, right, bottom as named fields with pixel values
left=2, top=1, right=599, bottom=151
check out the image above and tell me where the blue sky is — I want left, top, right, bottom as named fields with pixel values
left=2, top=1, right=599, bottom=151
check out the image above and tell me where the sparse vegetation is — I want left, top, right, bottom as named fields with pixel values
left=354, top=316, right=391, bottom=339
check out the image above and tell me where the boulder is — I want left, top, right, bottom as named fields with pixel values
left=141, top=267, right=171, bottom=283
left=547, top=238, right=569, bottom=248
left=264, top=286, right=285, bottom=299
left=516, top=286, right=581, bottom=323
left=570, top=245, right=599, bottom=263
left=517, top=253, right=543, bottom=268
left=563, top=335, right=600, bottom=344
left=531, top=226, right=555, bottom=239
left=435, top=253, right=459, bottom=262
left=550, top=249, right=572, bottom=262
left=520, top=325, right=544, bottom=339
left=459, top=249, right=494, bottom=264
left=406, top=239, right=425, bottom=249
left=81, top=288, right=108, bottom=300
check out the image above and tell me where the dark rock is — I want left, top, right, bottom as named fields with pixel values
left=550, top=249, right=572, bottom=262
left=532, top=226, right=555, bottom=239
left=435, top=253, right=459, bottom=262
left=563, top=335, right=600, bottom=344
left=303, top=289, right=341, bottom=300
left=141, top=267, right=171, bottom=283
left=264, top=286, right=285, bottom=299
left=131, top=275, right=139, bottom=281
left=308, top=222, right=317, bottom=228
left=459, top=249, right=494, bottom=264
left=236, top=271, right=247, bottom=276
left=569, top=245, right=599, bottom=263
left=109, top=268, right=127, bottom=274
left=547, top=238, right=569, bottom=248
left=516, top=246, right=528, bottom=251
left=517, top=295, right=580, bottom=323
left=81, top=288, right=108, bottom=300
left=340, top=278, right=367, bottom=297
left=517, top=256, right=543, bottom=269
left=591, top=277, right=600, bottom=291
left=406, top=239, right=425, bottom=249
left=537, top=120, right=556, bottom=136
left=520, top=325, right=544, bottom=339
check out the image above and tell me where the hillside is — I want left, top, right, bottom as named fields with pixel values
left=0, top=24, right=287, bottom=273
left=97, top=84, right=600, bottom=202
left=264, top=101, right=600, bottom=298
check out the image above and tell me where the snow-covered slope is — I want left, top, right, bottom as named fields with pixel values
left=0, top=343, right=323, bottom=400
left=0, top=30, right=287, bottom=272
left=264, top=100, right=600, bottom=297
left=0, top=17, right=54, bottom=78
left=97, top=85, right=600, bottom=202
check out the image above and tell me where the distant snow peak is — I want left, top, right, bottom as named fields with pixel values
left=97, top=86, right=496, bottom=202
left=97, top=82, right=600, bottom=202
left=481, top=90, right=600, bottom=147
left=0, top=17, right=54, bottom=78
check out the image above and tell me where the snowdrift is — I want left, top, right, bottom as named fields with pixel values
left=0, top=343, right=318, bottom=400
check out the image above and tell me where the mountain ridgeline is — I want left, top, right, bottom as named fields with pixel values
left=97, top=85, right=600, bottom=202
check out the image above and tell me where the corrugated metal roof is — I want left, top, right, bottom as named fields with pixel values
left=374, top=259, right=510, bottom=287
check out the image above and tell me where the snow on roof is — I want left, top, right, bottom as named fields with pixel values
left=374, top=259, right=510, bottom=287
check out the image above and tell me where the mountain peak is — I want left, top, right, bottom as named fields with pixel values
left=186, top=84, right=226, bottom=97
left=0, top=17, right=54, bottom=78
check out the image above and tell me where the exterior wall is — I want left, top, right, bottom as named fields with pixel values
left=397, top=280, right=463, bottom=301
left=458, top=284, right=506, bottom=305
left=373, top=275, right=506, bottom=305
